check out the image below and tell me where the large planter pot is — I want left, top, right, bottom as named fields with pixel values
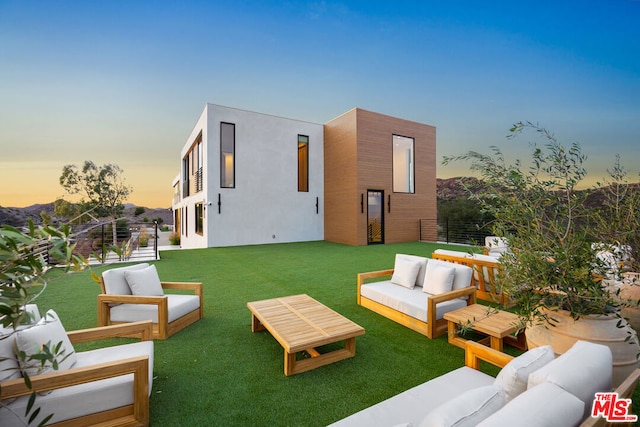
left=604, top=272, right=640, bottom=334
left=525, top=308, right=640, bottom=387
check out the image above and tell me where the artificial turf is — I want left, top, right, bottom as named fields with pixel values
left=35, top=241, right=541, bottom=425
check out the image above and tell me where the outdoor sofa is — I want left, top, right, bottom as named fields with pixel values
left=330, top=339, right=640, bottom=427
left=357, top=254, right=476, bottom=339
left=0, top=305, right=153, bottom=426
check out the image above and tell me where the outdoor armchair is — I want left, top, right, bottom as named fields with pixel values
left=98, top=263, right=203, bottom=339
left=0, top=314, right=153, bottom=427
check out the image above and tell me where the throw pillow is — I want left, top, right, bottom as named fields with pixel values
left=391, top=258, right=422, bottom=289
left=419, top=385, right=505, bottom=427
left=14, top=309, right=77, bottom=377
left=477, top=382, right=584, bottom=427
left=395, top=254, right=428, bottom=287
left=494, top=345, right=554, bottom=402
left=423, top=264, right=456, bottom=295
left=124, top=264, right=165, bottom=296
left=102, top=263, right=150, bottom=295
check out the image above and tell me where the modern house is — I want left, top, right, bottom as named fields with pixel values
left=172, top=103, right=436, bottom=248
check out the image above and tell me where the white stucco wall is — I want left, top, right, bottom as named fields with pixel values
left=177, top=103, right=324, bottom=248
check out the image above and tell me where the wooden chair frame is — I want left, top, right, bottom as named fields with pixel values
left=430, top=252, right=508, bottom=305
left=0, top=321, right=153, bottom=427
left=98, top=277, right=203, bottom=340
left=357, top=269, right=477, bottom=339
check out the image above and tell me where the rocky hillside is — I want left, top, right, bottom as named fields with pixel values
left=0, top=203, right=173, bottom=228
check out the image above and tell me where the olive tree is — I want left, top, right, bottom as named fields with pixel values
left=59, top=161, right=132, bottom=245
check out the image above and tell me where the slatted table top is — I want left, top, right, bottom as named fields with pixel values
left=443, top=303, right=519, bottom=338
left=247, top=294, right=365, bottom=353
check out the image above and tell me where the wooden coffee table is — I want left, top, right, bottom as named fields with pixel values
left=247, top=294, right=365, bottom=376
left=443, top=304, right=526, bottom=352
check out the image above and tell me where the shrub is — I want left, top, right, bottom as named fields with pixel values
left=169, top=232, right=180, bottom=245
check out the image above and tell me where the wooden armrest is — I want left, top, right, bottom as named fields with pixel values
left=612, top=368, right=640, bottom=399
left=161, top=281, right=203, bottom=293
left=357, top=269, right=395, bottom=284
left=97, top=294, right=167, bottom=304
left=464, top=341, right=514, bottom=370
left=429, top=286, right=477, bottom=304
left=67, top=321, right=153, bottom=343
left=0, top=355, right=149, bottom=399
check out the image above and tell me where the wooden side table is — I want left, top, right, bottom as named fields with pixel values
left=443, top=304, right=526, bottom=352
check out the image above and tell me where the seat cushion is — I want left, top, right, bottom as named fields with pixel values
left=360, top=281, right=467, bottom=322
left=110, top=294, right=200, bottom=323
left=328, top=367, right=494, bottom=427
left=102, top=263, right=149, bottom=295
left=0, top=341, right=153, bottom=427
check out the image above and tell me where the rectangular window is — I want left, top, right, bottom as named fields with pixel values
left=298, top=135, right=309, bottom=192
left=195, top=203, right=203, bottom=235
left=221, top=122, right=235, bottom=188
left=392, top=135, right=415, bottom=193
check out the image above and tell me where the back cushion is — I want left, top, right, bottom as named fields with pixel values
left=102, top=263, right=150, bottom=295
left=494, top=345, right=555, bottom=402
left=124, top=265, right=165, bottom=296
left=14, top=310, right=77, bottom=377
left=0, top=305, right=42, bottom=382
left=527, top=340, right=612, bottom=419
left=391, top=257, right=423, bottom=289
left=424, top=259, right=473, bottom=291
left=477, top=382, right=584, bottom=427
left=395, top=254, right=428, bottom=288
left=419, top=385, right=505, bottom=427
left=422, top=265, right=456, bottom=295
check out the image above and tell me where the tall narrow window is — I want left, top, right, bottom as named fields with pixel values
left=195, top=202, right=204, bottom=235
left=392, top=135, right=415, bottom=193
left=298, top=135, right=309, bottom=192
left=221, top=122, right=235, bottom=188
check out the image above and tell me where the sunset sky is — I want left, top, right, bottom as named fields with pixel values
left=1, top=1, right=639, bottom=208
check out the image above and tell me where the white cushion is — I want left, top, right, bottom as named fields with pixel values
left=477, top=382, right=584, bottom=427
left=494, top=345, right=554, bottom=402
left=14, top=310, right=77, bottom=377
left=0, top=305, right=41, bottom=383
left=328, top=366, right=494, bottom=427
left=527, top=340, right=612, bottom=419
left=395, top=254, right=428, bottom=287
left=0, top=341, right=153, bottom=426
left=124, top=265, right=164, bottom=296
left=423, top=265, right=455, bottom=295
left=391, top=258, right=423, bottom=289
left=102, top=263, right=149, bottom=295
left=419, top=385, right=505, bottom=427
left=360, top=281, right=467, bottom=322
left=110, top=294, right=200, bottom=324
left=424, top=259, right=473, bottom=292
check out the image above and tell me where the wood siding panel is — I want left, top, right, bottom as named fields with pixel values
left=324, top=110, right=359, bottom=245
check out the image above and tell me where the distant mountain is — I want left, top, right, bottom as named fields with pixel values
left=437, top=177, right=486, bottom=201
left=0, top=203, right=173, bottom=228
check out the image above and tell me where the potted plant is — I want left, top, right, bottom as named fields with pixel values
left=443, top=121, right=640, bottom=386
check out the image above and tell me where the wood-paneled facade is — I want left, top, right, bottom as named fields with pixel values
left=324, top=108, right=437, bottom=246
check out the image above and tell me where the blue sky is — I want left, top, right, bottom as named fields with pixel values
left=1, top=0, right=639, bottom=207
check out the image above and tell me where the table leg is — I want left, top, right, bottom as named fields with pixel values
left=251, top=314, right=265, bottom=332
left=489, top=336, right=504, bottom=352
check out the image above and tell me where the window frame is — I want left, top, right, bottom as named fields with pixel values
left=298, top=134, right=309, bottom=192
left=392, top=134, right=415, bottom=194
left=220, top=122, right=236, bottom=189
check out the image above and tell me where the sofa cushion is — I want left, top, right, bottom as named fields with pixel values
left=102, top=263, right=149, bottom=295
left=477, top=382, right=584, bottom=427
left=0, top=340, right=153, bottom=426
left=360, top=281, right=467, bottom=322
left=527, top=340, right=612, bottom=420
left=110, top=294, right=200, bottom=323
left=124, top=265, right=164, bottom=296
left=328, top=366, right=494, bottom=427
left=391, top=257, right=423, bottom=289
left=14, top=310, right=77, bottom=377
left=424, top=259, right=473, bottom=293
left=494, top=345, right=554, bottom=402
left=422, top=265, right=455, bottom=295
left=0, top=305, right=41, bottom=383
left=395, top=254, right=428, bottom=288
left=419, top=384, right=505, bottom=427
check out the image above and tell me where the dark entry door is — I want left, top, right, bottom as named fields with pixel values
left=367, top=190, right=384, bottom=244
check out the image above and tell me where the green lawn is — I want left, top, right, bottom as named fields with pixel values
left=34, top=241, right=559, bottom=425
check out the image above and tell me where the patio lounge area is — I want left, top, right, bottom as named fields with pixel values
left=33, top=241, right=640, bottom=425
